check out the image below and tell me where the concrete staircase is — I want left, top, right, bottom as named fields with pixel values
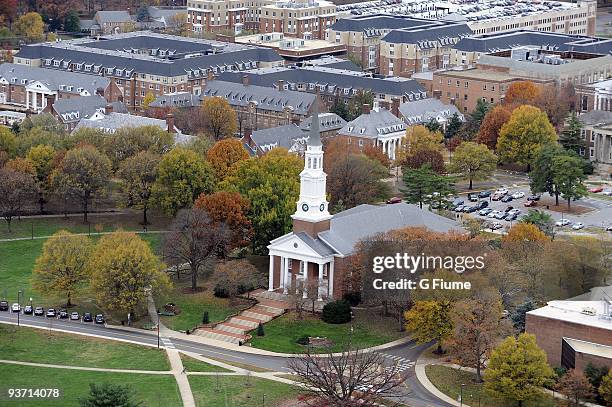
left=193, top=293, right=288, bottom=345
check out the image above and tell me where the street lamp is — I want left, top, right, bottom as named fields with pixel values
left=157, top=310, right=160, bottom=350
left=17, top=290, right=22, bottom=327
left=460, top=383, right=465, bottom=407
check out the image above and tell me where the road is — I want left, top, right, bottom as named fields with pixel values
left=0, top=311, right=451, bottom=407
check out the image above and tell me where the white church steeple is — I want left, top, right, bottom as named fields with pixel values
left=292, top=98, right=332, bottom=223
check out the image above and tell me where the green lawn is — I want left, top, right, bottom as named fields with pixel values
left=0, top=325, right=170, bottom=370
left=159, top=282, right=251, bottom=332
left=189, top=375, right=297, bottom=407
left=0, top=364, right=180, bottom=406
left=180, top=354, right=231, bottom=373
left=248, top=310, right=404, bottom=353
left=425, top=365, right=556, bottom=407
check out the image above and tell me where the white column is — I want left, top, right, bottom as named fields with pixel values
left=268, top=255, right=274, bottom=291
left=328, top=261, right=334, bottom=299
left=280, top=257, right=285, bottom=289
left=32, top=92, right=37, bottom=111
left=25, top=90, right=29, bottom=110
left=381, top=140, right=386, bottom=154
left=283, top=257, right=289, bottom=295
left=317, top=263, right=324, bottom=301
left=302, top=260, right=308, bottom=298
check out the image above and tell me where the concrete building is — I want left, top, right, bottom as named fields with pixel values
left=0, top=63, right=120, bottom=114
left=13, top=32, right=284, bottom=111
left=235, top=32, right=347, bottom=62
left=578, top=110, right=612, bottom=173
left=187, top=0, right=337, bottom=39
left=526, top=298, right=612, bottom=371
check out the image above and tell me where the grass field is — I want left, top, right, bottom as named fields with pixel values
left=159, top=281, right=251, bottom=332
left=189, top=375, right=297, bottom=407
left=0, top=364, right=181, bottom=407
left=425, top=365, right=556, bottom=407
left=180, top=354, right=231, bottom=373
left=248, top=310, right=404, bottom=353
left=0, top=325, right=170, bottom=370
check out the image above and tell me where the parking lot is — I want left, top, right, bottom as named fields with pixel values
left=447, top=184, right=612, bottom=234
left=0, top=301, right=105, bottom=324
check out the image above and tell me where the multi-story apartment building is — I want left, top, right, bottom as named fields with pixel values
left=13, top=32, right=284, bottom=111
left=578, top=110, right=612, bottom=173
left=0, top=63, right=121, bottom=114
left=187, top=0, right=336, bottom=39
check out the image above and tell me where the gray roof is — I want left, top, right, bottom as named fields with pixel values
left=338, top=108, right=405, bottom=139
left=330, top=15, right=434, bottom=33
left=95, top=11, right=133, bottom=24
left=301, top=56, right=361, bottom=72
left=578, top=110, right=612, bottom=126
left=203, top=80, right=315, bottom=115
left=399, top=98, right=463, bottom=125
left=0, top=63, right=110, bottom=95
left=79, top=19, right=95, bottom=30
left=382, top=23, right=472, bottom=45
left=455, top=30, right=612, bottom=55
left=150, top=92, right=201, bottom=108
left=250, top=124, right=306, bottom=150
left=567, top=285, right=612, bottom=301
left=318, top=203, right=461, bottom=256
left=299, top=112, right=346, bottom=133
left=52, top=96, right=128, bottom=123
left=74, top=112, right=175, bottom=133
left=218, top=67, right=426, bottom=99
left=15, top=32, right=284, bottom=78
left=295, top=232, right=336, bottom=256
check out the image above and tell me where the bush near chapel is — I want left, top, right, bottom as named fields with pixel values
left=321, top=300, right=352, bottom=324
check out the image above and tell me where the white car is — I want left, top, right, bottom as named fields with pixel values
left=603, top=189, right=612, bottom=196
left=489, top=222, right=503, bottom=230
left=511, top=192, right=525, bottom=199
left=496, top=187, right=509, bottom=195
left=70, top=312, right=80, bottom=321
left=487, top=210, right=500, bottom=218
left=572, top=222, right=584, bottom=230
left=11, top=303, right=20, bottom=312
left=508, top=209, right=521, bottom=216
left=555, top=219, right=571, bottom=227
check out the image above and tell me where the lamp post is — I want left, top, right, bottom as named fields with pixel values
left=460, top=383, right=465, bottom=407
left=17, top=290, right=22, bottom=327
left=157, top=310, right=160, bottom=350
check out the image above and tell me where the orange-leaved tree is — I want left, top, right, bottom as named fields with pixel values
left=206, top=138, right=249, bottom=180
left=477, top=105, right=511, bottom=150
left=194, top=191, right=252, bottom=250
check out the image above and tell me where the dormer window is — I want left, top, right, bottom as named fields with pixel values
left=347, top=126, right=353, bottom=132
left=53, top=61, right=60, bottom=67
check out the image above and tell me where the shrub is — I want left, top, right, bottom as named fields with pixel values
left=213, top=283, right=229, bottom=298
left=321, top=300, right=352, bottom=324
left=296, top=335, right=310, bottom=345
left=202, top=311, right=209, bottom=324
left=343, top=292, right=361, bottom=307
left=256, top=323, right=265, bottom=337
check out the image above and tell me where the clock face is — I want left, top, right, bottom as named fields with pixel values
left=302, top=203, right=309, bottom=212
left=319, top=203, right=325, bottom=212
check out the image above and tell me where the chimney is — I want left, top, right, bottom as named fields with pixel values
left=391, top=97, right=400, bottom=118
left=277, top=79, right=285, bottom=91
left=362, top=103, right=371, bottom=114
left=243, top=127, right=253, bottom=146
left=45, top=94, right=55, bottom=109
left=105, top=103, right=113, bottom=115
left=166, top=113, right=175, bottom=133
left=379, top=100, right=390, bottom=111
left=242, top=75, right=249, bottom=86
left=96, top=87, right=105, bottom=97
left=433, top=90, right=442, bottom=100
left=207, top=70, right=215, bottom=81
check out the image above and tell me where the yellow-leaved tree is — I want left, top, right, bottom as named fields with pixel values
left=32, top=230, right=93, bottom=307
left=201, top=96, right=238, bottom=140
left=14, top=12, right=45, bottom=43
left=89, top=231, right=171, bottom=318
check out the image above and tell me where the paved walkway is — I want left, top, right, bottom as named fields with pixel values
left=0, top=359, right=173, bottom=375
left=414, top=357, right=467, bottom=407
left=0, top=229, right=168, bottom=243
left=167, top=349, right=196, bottom=407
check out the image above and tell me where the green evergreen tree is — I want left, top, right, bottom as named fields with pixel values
left=425, top=118, right=441, bottom=133
left=256, top=322, right=265, bottom=336
left=63, top=11, right=80, bottom=32
left=202, top=311, right=209, bottom=324
left=559, top=112, right=584, bottom=154
left=552, top=154, right=588, bottom=209
left=80, top=383, right=142, bottom=407
left=444, top=113, right=463, bottom=140
left=402, top=164, right=454, bottom=209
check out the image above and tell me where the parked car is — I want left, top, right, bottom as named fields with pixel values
left=555, top=219, right=571, bottom=227
left=603, top=189, right=612, bottom=196
left=59, top=309, right=69, bottom=319
left=511, top=191, right=525, bottom=199
left=504, top=206, right=514, bottom=213
left=572, top=222, right=584, bottom=230
left=23, top=305, right=33, bottom=315
left=467, top=194, right=478, bottom=202
left=588, top=186, right=604, bottom=193
left=524, top=200, right=537, bottom=207
left=495, top=187, right=509, bottom=195
left=34, top=307, right=44, bottom=316
left=454, top=205, right=465, bottom=212
left=95, top=314, right=105, bottom=324
left=492, top=193, right=503, bottom=201
left=477, top=201, right=489, bottom=210
left=479, top=208, right=493, bottom=216
left=478, top=190, right=491, bottom=198
left=488, top=210, right=500, bottom=218
left=464, top=206, right=478, bottom=213
left=386, top=196, right=402, bottom=204
left=508, top=209, right=521, bottom=216
left=46, top=308, right=56, bottom=318
left=489, top=222, right=503, bottom=230
left=83, top=312, right=93, bottom=322
left=504, top=213, right=518, bottom=221
left=527, top=195, right=541, bottom=201
left=606, top=226, right=612, bottom=232
left=0, top=301, right=8, bottom=311
left=494, top=211, right=507, bottom=220
left=11, top=303, right=20, bottom=312
left=70, top=312, right=80, bottom=321
left=501, top=195, right=513, bottom=203
left=451, top=198, right=465, bottom=207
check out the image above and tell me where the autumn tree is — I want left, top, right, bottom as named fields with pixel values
left=26, top=144, right=56, bottom=214
left=0, top=126, right=16, bottom=157
left=403, top=148, right=445, bottom=174
left=163, top=208, right=229, bottom=290
left=535, top=83, right=574, bottom=129
left=552, top=154, right=588, bottom=209
left=503, top=223, right=550, bottom=243
left=0, top=167, right=36, bottom=232
left=404, top=300, right=453, bottom=354
left=400, top=125, right=444, bottom=161
left=14, top=12, right=44, bottom=42
left=193, top=191, right=252, bottom=250
left=201, top=96, right=238, bottom=140
left=0, top=0, right=17, bottom=24
left=102, top=125, right=174, bottom=170
left=151, top=147, right=215, bottom=216
left=477, top=105, right=511, bottom=150
left=221, top=148, right=301, bottom=254
left=212, top=260, right=265, bottom=298
left=448, top=142, right=497, bottom=189
left=559, top=112, right=584, bottom=154
left=484, top=333, right=554, bottom=407
left=447, top=291, right=509, bottom=381
left=504, top=81, right=541, bottom=106
left=117, top=151, right=160, bottom=226
left=206, top=138, right=249, bottom=180
left=89, top=232, right=170, bottom=318
left=50, top=145, right=112, bottom=223
left=600, top=371, right=612, bottom=405
left=520, top=210, right=554, bottom=236
left=556, top=370, right=594, bottom=407
left=32, top=231, right=93, bottom=307
left=497, top=105, right=557, bottom=170
left=4, top=157, right=35, bottom=174
left=363, top=144, right=391, bottom=168
left=142, top=92, right=155, bottom=110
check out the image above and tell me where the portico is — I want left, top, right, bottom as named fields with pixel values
left=25, top=82, right=57, bottom=112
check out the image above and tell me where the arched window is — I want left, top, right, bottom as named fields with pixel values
left=308, top=157, right=311, bottom=168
